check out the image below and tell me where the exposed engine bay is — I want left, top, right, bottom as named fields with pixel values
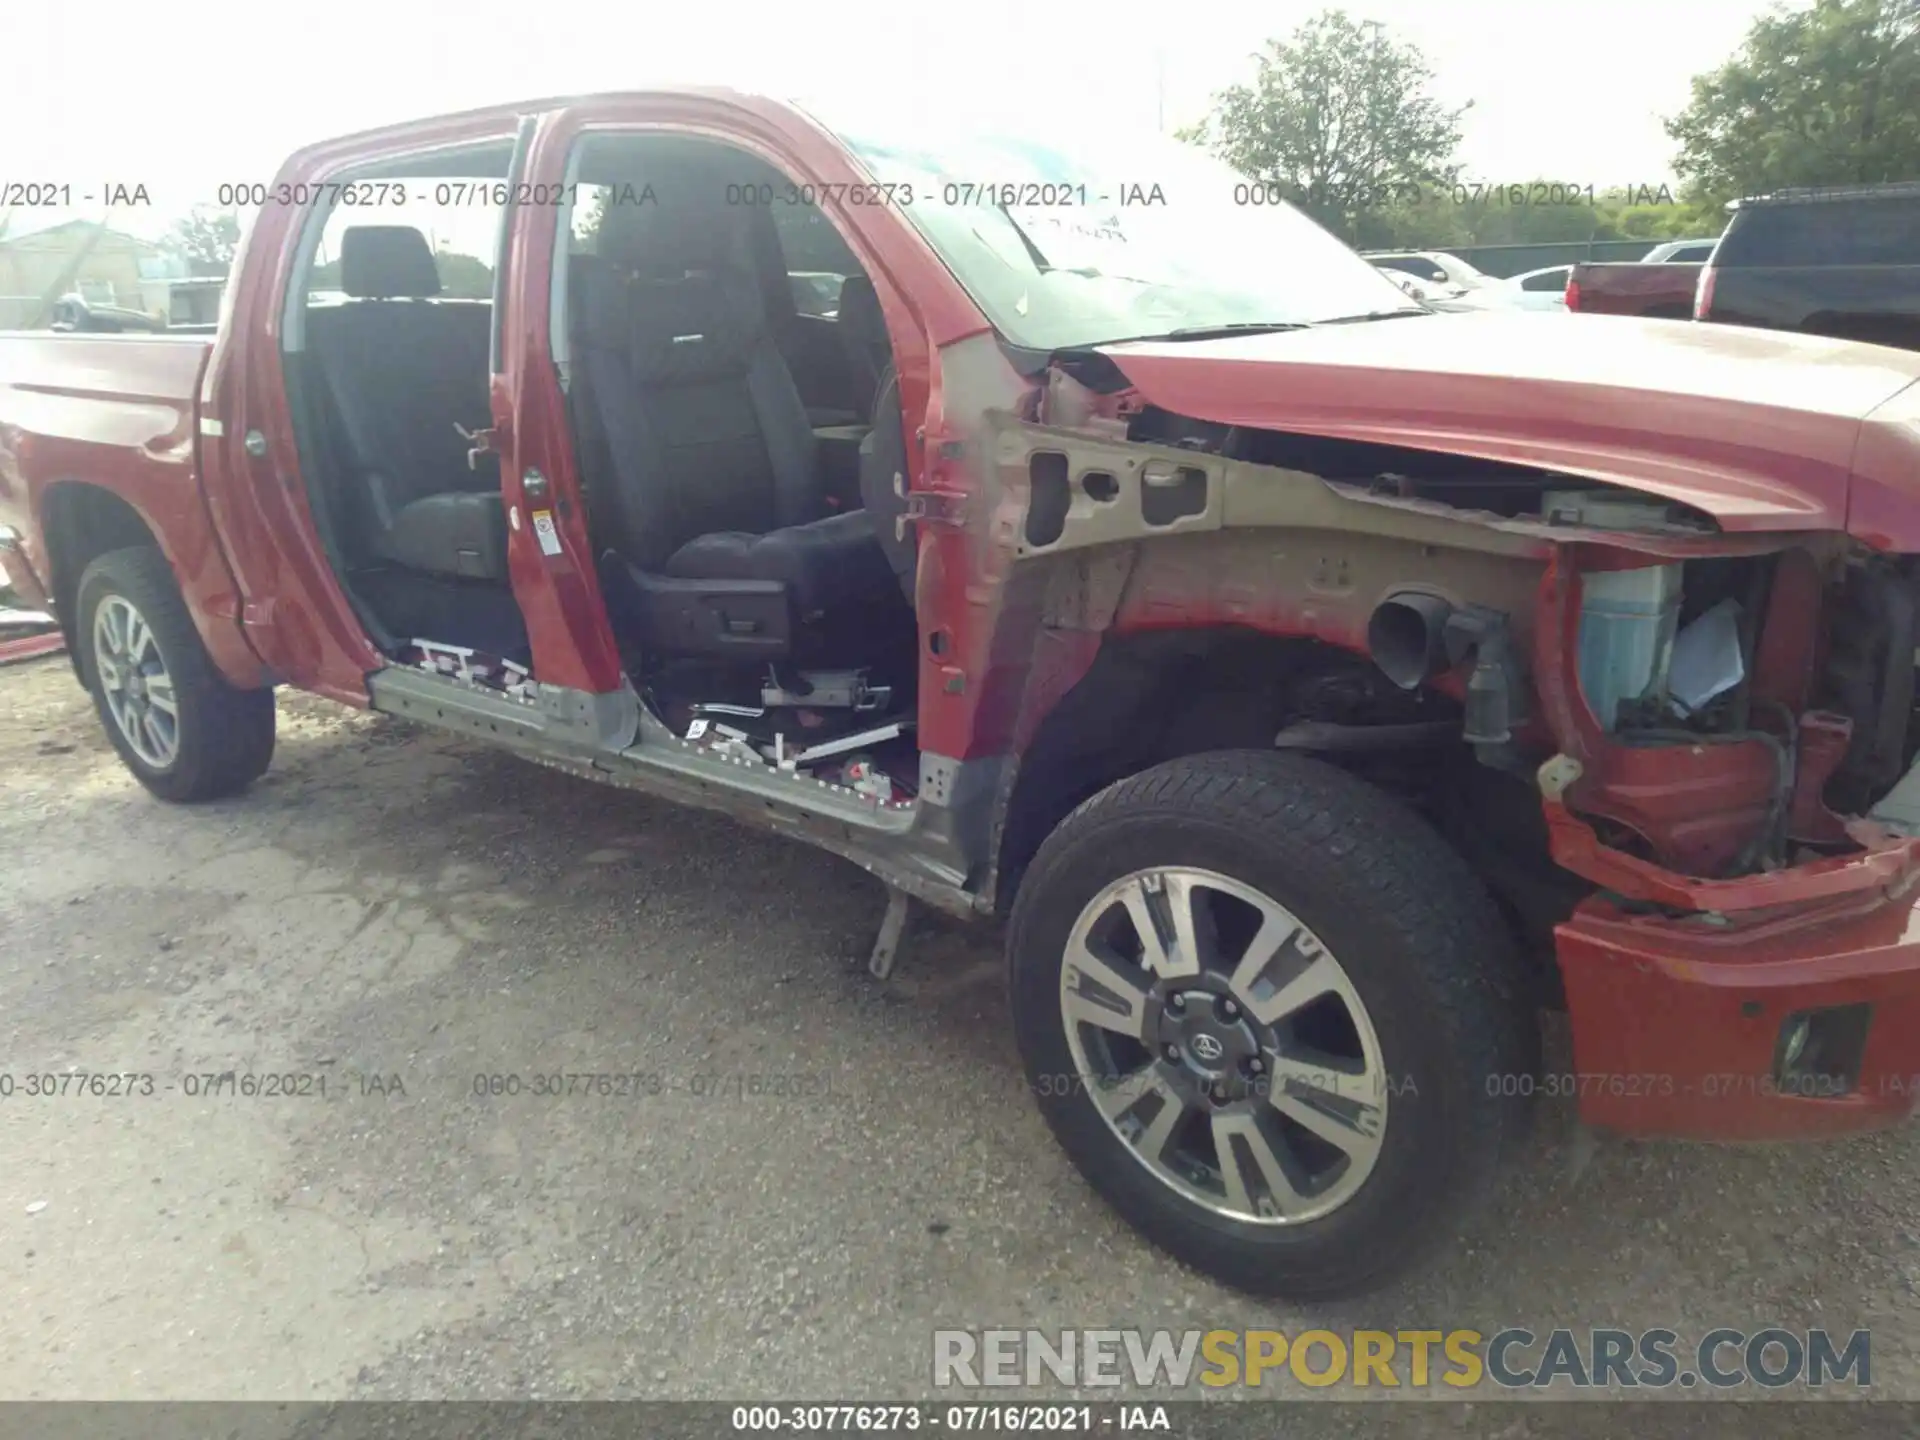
left=1542, top=545, right=1920, bottom=879
left=1027, top=362, right=1920, bottom=890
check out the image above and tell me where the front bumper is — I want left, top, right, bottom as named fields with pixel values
left=1556, top=880, right=1920, bottom=1140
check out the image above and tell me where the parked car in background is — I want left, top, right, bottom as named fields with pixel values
left=1563, top=259, right=1704, bottom=318
left=1502, top=265, right=1574, bottom=312
left=1380, top=268, right=1527, bottom=313
left=1561, top=227, right=1730, bottom=318
left=1641, top=238, right=1721, bottom=264
left=48, top=295, right=168, bottom=333
left=1696, top=183, right=1920, bottom=352
left=1431, top=285, right=1529, bottom=312
left=1363, top=250, right=1495, bottom=298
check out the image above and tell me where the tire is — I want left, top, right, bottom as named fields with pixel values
left=77, top=546, right=275, bottom=802
left=1007, top=749, right=1536, bottom=1300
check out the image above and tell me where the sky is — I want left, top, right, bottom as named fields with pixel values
left=3, top=0, right=1773, bottom=242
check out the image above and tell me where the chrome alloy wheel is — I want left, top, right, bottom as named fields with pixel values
left=1059, top=867, right=1390, bottom=1223
left=92, top=594, right=180, bottom=769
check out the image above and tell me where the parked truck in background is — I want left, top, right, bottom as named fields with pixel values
left=1567, top=182, right=1920, bottom=342
left=7, top=92, right=1920, bottom=1301
left=1527, top=238, right=1718, bottom=318
left=1563, top=258, right=1707, bottom=318
left=1695, top=183, right=1920, bottom=352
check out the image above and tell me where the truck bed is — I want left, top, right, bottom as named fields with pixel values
left=0, top=331, right=216, bottom=614
left=1564, top=261, right=1702, bottom=318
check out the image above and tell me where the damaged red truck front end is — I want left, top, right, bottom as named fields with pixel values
left=1531, top=542, right=1920, bottom=1140
left=1000, top=312, right=1920, bottom=1141
left=10, top=92, right=1920, bottom=1296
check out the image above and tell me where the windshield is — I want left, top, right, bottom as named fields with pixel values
left=818, top=120, right=1423, bottom=352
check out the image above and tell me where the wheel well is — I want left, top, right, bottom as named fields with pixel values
left=995, top=629, right=1401, bottom=912
left=991, top=625, right=1585, bottom=993
left=40, top=482, right=161, bottom=679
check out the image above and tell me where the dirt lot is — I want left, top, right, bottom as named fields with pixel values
left=3, top=653, right=1919, bottom=1413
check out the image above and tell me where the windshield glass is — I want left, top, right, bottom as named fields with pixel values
left=815, top=117, right=1423, bottom=352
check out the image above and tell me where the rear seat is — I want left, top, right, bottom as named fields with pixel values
left=306, top=226, right=507, bottom=582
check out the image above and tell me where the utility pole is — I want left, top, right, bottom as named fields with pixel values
left=29, top=217, right=108, bottom=329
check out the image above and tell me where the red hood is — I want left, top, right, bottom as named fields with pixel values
left=1100, top=311, right=1920, bottom=546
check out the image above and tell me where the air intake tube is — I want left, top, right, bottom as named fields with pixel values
left=1367, top=590, right=1525, bottom=754
left=1367, top=591, right=1455, bottom=690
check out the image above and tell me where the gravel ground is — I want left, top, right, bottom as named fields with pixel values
left=2, top=654, right=1917, bottom=1424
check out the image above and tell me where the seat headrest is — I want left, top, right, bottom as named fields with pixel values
left=340, top=226, right=442, bottom=299
left=594, top=179, right=754, bottom=281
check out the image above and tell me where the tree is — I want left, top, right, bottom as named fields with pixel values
left=1181, top=10, right=1468, bottom=240
left=1346, top=184, right=1712, bottom=253
left=432, top=247, right=494, bottom=299
left=162, top=206, right=243, bottom=277
left=1667, top=0, right=1920, bottom=203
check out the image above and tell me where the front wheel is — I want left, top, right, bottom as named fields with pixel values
left=77, top=546, right=275, bottom=802
left=1007, top=750, right=1536, bottom=1300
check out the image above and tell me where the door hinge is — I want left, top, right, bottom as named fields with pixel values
left=898, top=488, right=967, bottom=539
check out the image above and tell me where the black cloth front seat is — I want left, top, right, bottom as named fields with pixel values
left=576, top=200, right=901, bottom=662
left=307, top=226, right=507, bottom=582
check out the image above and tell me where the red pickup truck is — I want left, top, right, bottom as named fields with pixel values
left=7, top=91, right=1920, bottom=1300
left=1563, top=260, right=1703, bottom=317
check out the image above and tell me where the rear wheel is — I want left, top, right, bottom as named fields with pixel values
left=1007, top=749, right=1535, bottom=1299
left=78, top=546, right=275, bottom=802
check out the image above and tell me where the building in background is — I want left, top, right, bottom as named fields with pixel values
left=162, top=274, right=226, bottom=325
left=0, top=221, right=202, bottom=329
